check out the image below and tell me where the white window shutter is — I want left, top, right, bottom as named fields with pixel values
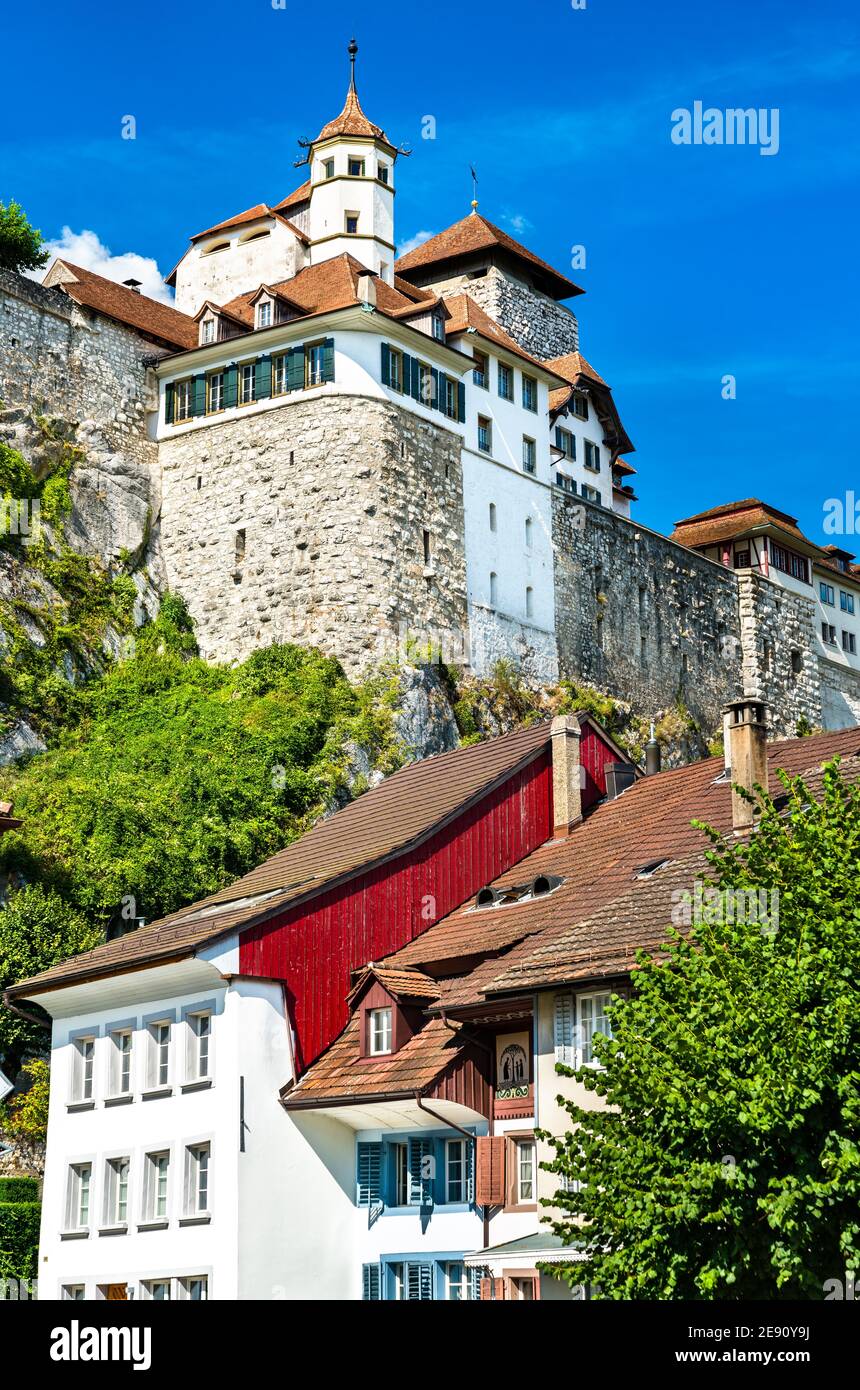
left=554, top=992, right=575, bottom=1065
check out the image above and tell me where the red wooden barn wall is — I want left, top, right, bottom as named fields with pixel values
left=581, top=723, right=621, bottom=806
left=240, top=749, right=553, bottom=1072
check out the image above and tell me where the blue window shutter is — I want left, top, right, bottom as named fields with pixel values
left=164, top=383, right=175, bottom=423
left=322, top=338, right=334, bottom=383
left=466, top=1142, right=475, bottom=1204
left=356, top=1142, right=382, bottom=1207
left=381, top=342, right=391, bottom=386
left=255, top=355, right=272, bottom=400
left=555, top=427, right=563, bottom=449
left=406, top=1262, right=434, bottom=1300
left=191, top=376, right=206, bottom=417
left=457, top=381, right=466, bottom=423
left=288, top=346, right=305, bottom=392
left=408, top=1138, right=435, bottom=1208
left=362, top=1263, right=381, bottom=1300
left=223, top=367, right=238, bottom=409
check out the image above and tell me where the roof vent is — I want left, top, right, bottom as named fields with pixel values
left=122, top=278, right=143, bottom=294
left=476, top=886, right=502, bottom=908
left=531, top=873, right=562, bottom=897
left=634, top=858, right=670, bottom=880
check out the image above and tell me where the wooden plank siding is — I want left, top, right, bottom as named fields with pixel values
left=239, top=750, right=553, bottom=1072
left=580, top=722, right=620, bottom=806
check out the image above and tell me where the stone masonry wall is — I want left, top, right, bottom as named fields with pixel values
left=553, top=493, right=744, bottom=743
left=736, top=571, right=821, bottom=736
left=0, top=268, right=160, bottom=469
left=819, top=656, right=860, bottom=731
left=464, top=266, right=580, bottom=361
left=157, top=395, right=467, bottom=674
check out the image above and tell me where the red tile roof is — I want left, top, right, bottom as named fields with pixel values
left=282, top=1014, right=470, bottom=1105
left=347, top=965, right=441, bottom=1007
left=272, top=182, right=311, bottom=213
left=7, top=722, right=552, bottom=1000
left=443, top=293, right=568, bottom=381
left=546, top=351, right=609, bottom=388
left=671, top=499, right=814, bottom=551
left=313, top=84, right=392, bottom=147
left=395, top=212, right=584, bottom=302
left=47, top=260, right=198, bottom=351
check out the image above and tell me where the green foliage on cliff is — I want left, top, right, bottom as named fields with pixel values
left=0, top=200, right=48, bottom=275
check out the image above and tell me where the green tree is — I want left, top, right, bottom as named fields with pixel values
left=543, top=759, right=860, bottom=1299
left=0, top=1057, right=49, bottom=1144
left=0, top=885, right=100, bottom=1076
left=0, top=200, right=49, bottom=274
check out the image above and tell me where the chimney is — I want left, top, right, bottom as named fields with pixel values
left=605, top=762, right=635, bottom=799
left=645, top=723, right=661, bottom=776
left=551, top=715, right=582, bottom=835
left=723, top=697, right=769, bottom=833
left=122, top=278, right=142, bottom=294
left=356, top=273, right=377, bottom=307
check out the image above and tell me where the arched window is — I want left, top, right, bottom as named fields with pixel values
left=489, top=502, right=497, bottom=532
left=526, top=586, right=534, bottom=618
left=490, top=572, right=498, bottom=607
left=525, top=516, right=533, bottom=548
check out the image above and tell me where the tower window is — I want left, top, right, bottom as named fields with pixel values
left=323, top=157, right=335, bottom=180
left=526, top=586, right=534, bottom=618
left=489, top=502, right=497, bottom=532
left=478, top=416, right=492, bottom=454
left=489, top=572, right=498, bottom=607
left=345, top=212, right=359, bottom=234
left=378, top=163, right=389, bottom=184
left=235, top=529, right=246, bottom=566
left=525, top=516, right=533, bottom=548
left=422, top=529, right=433, bottom=566
left=348, top=157, right=365, bottom=177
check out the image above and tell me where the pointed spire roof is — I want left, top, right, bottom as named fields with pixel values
left=313, top=39, right=393, bottom=147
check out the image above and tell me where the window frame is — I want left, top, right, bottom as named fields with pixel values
left=577, top=989, right=614, bottom=1067
left=107, top=1023, right=135, bottom=1100
left=70, top=1032, right=96, bottom=1106
left=521, top=374, right=538, bottom=412
left=65, top=1161, right=93, bottom=1234
left=347, top=156, right=366, bottom=177
left=584, top=439, right=601, bottom=472
left=173, top=377, right=193, bottom=423
left=820, top=582, right=835, bottom=606
left=207, top=370, right=225, bottom=414
left=572, top=393, right=588, bottom=420
left=840, top=589, right=855, bottom=614
left=497, top=362, right=513, bottom=401
left=477, top=415, right=492, bottom=455
left=184, top=1006, right=213, bottom=1086
left=305, top=340, right=327, bottom=388
left=183, top=1141, right=212, bottom=1221
left=522, top=435, right=536, bottom=474
left=345, top=211, right=359, bottom=235
left=141, top=1148, right=171, bottom=1226
left=472, top=350, right=489, bottom=389
left=368, top=1006, right=393, bottom=1056
left=102, top=1155, right=131, bottom=1230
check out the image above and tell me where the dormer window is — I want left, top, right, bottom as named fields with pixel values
left=202, top=240, right=229, bottom=256
left=348, top=157, right=365, bottom=177
left=201, top=318, right=216, bottom=345
left=431, top=314, right=444, bottom=341
left=368, top=1007, right=392, bottom=1056
left=257, top=300, right=272, bottom=329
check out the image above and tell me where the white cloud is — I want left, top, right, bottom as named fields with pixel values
left=503, top=212, right=533, bottom=235
left=397, top=229, right=436, bottom=257
left=31, top=227, right=174, bottom=303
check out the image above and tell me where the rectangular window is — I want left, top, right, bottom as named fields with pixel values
left=143, top=1280, right=172, bottom=1301
left=345, top=212, right=359, bottom=234
left=368, top=1007, right=392, bottom=1056
left=443, top=375, right=459, bottom=420
left=148, top=1020, right=171, bottom=1090
left=820, top=582, right=835, bottom=605
left=185, top=1143, right=210, bottom=1216
left=840, top=590, right=855, bottom=614
left=446, top=1139, right=466, bottom=1203
left=144, top=1150, right=170, bottom=1222
left=393, top=1142, right=409, bottom=1206
left=378, top=163, right=389, bottom=184
left=66, top=1163, right=92, bottom=1232
left=578, top=991, right=613, bottom=1065
left=173, top=379, right=193, bottom=423
left=188, top=1012, right=212, bottom=1081
left=572, top=393, right=588, bottom=420
left=477, top=416, right=492, bottom=454
left=556, top=427, right=575, bottom=459
left=843, top=630, right=856, bottom=654
left=584, top=439, right=600, bottom=472
left=770, top=541, right=809, bottom=584
left=734, top=549, right=751, bottom=569
left=498, top=363, right=513, bottom=400
left=515, top=1139, right=535, bottom=1203
left=201, top=318, right=215, bottom=345
left=556, top=473, right=576, bottom=495
left=239, top=363, right=256, bottom=405
left=178, top=1276, right=208, bottom=1301
left=582, top=483, right=601, bottom=504
left=207, top=371, right=224, bottom=413
left=73, top=1036, right=95, bottom=1102
left=323, top=157, right=335, bottom=179
left=305, top=342, right=326, bottom=387
left=389, top=348, right=403, bottom=393
left=62, top=1285, right=86, bottom=1301
left=445, top=1262, right=468, bottom=1300
left=522, top=374, right=537, bottom=411
left=432, top=314, right=445, bottom=341
left=110, top=1029, right=133, bottom=1097
left=348, top=157, right=365, bottom=177
left=257, top=301, right=272, bottom=328
left=417, top=362, right=434, bottom=407
left=522, top=436, right=536, bottom=474
left=271, top=354, right=287, bottom=396
left=104, top=1157, right=130, bottom=1227
left=472, top=351, right=488, bottom=388
left=822, top=622, right=837, bottom=645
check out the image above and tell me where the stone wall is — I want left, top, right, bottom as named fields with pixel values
left=736, top=571, right=821, bottom=736
left=818, top=655, right=860, bottom=731
left=469, top=601, right=559, bottom=684
left=552, top=494, right=743, bottom=743
left=462, top=266, right=580, bottom=361
left=0, top=269, right=160, bottom=470
left=157, top=394, right=467, bottom=674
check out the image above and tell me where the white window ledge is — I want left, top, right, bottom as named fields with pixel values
left=142, top=1086, right=173, bottom=1101
left=181, top=1078, right=213, bottom=1094
left=104, top=1094, right=133, bottom=1107
left=178, top=1213, right=211, bottom=1227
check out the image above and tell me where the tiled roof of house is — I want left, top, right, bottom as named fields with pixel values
left=6, top=721, right=552, bottom=1001
left=442, top=293, right=568, bottom=381
left=282, top=1014, right=469, bottom=1105
left=191, top=204, right=272, bottom=241
left=271, top=181, right=311, bottom=213
left=45, top=260, right=198, bottom=351
left=395, top=212, right=584, bottom=302
left=313, top=84, right=392, bottom=146
left=347, top=965, right=442, bottom=1007
left=670, top=499, right=811, bottom=550
left=546, top=351, right=609, bottom=388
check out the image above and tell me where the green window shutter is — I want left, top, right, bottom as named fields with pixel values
left=409, top=355, right=421, bottom=403
left=429, top=367, right=440, bottom=411
left=457, top=381, right=466, bottom=423
left=321, top=338, right=334, bottom=383
left=190, top=375, right=206, bottom=416
left=255, top=355, right=272, bottom=400
left=555, top=427, right=563, bottom=450
left=223, top=367, right=238, bottom=409
left=164, top=383, right=175, bottom=424
left=362, top=1264, right=381, bottom=1300
left=408, top=1138, right=435, bottom=1208
left=288, top=346, right=305, bottom=392
left=356, top=1142, right=383, bottom=1207
left=381, top=342, right=391, bottom=387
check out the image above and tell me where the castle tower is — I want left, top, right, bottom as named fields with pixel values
left=305, top=40, right=397, bottom=284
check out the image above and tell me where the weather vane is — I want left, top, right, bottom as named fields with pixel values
left=469, top=165, right=479, bottom=212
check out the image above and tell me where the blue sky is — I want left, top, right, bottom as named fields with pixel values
left=1, top=0, right=858, bottom=544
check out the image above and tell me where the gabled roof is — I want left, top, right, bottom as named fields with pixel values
left=43, top=260, right=198, bottom=351
left=395, top=212, right=584, bottom=302
left=546, top=350, right=635, bottom=457
left=347, top=965, right=441, bottom=1008
left=271, top=181, right=312, bottom=213
left=191, top=204, right=272, bottom=242
left=6, top=722, right=552, bottom=1001
left=671, top=499, right=813, bottom=551
left=443, top=293, right=569, bottom=382
left=216, top=253, right=421, bottom=329
left=546, top=351, right=609, bottom=389
left=282, top=1014, right=471, bottom=1106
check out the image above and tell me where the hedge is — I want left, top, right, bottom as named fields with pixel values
left=0, top=1186, right=40, bottom=1280
left=0, top=1177, right=39, bottom=1202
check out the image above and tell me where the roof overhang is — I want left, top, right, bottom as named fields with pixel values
left=282, top=1091, right=484, bottom=1130
left=6, top=954, right=229, bottom=1021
